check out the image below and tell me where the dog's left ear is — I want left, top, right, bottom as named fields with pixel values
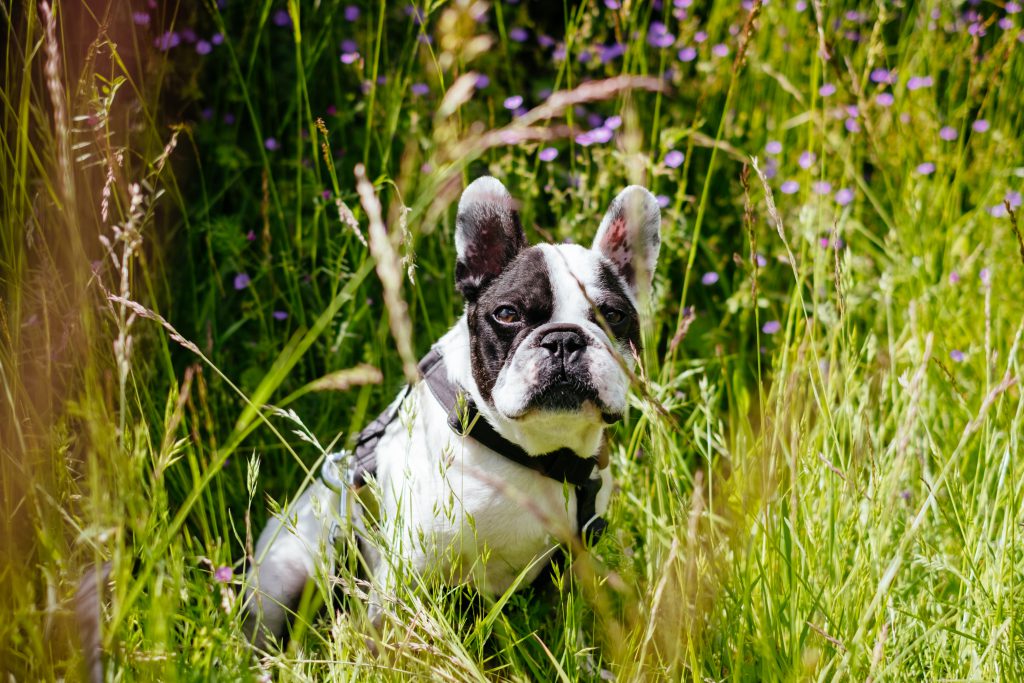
left=455, top=176, right=527, bottom=302
left=592, top=186, right=661, bottom=298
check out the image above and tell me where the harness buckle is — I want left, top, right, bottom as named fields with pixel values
left=321, top=450, right=351, bottom=493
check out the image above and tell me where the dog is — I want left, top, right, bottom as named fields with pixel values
left=244, top=177, right=661, bottom=646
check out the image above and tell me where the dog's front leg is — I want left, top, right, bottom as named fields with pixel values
left=243, top=479, right=339, bottom=648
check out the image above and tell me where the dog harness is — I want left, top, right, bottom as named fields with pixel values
left=321, top=347, right=608, bottom=546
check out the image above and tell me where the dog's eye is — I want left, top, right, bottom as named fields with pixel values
left=492, top=305, right=521, bottom=325
left=601, top=306, right=626, bottom=326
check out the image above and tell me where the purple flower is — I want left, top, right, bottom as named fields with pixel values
left=907, top=75, right=934, bottom=91
left=999, top=17, right=1014, bottom=30
left=509, top=27, right=529, bottom=42
left=600, top=43, right=625, bottom=63
left=656, top=194, right=670, bottom=208
left=820, top=83, right=836, bottom=97
left=876, top=92, right=894, bottom=107
left=133, top=11, right=150, bottom=25
left=475, top=74, right=490, bottom=89
left=411, top=82, right=429, bottom=96
left=980, top=268, right=991, bottom=286
left=664, top=150, right=685, bottom=168
left=604, top=0, right=621, bottom=7
left=1009, top=1, right=1021, bottom=13
left=154, top=32, right=181, bottom=50
left=340, top=51, right=359, bottom=64
left=711, top=43, right=729, bottom=58
left=812, top=180, right=833, bottom=195
left=181, top=28, right=197, bottom=43
left=539, top=147, right=558, bottom=162
left=845, top=118, right=861, bottom=133
left=604, top=115, right=622, bottom=130
left=196, top=40, right=212, bottom=55
left=972, top=119, right=990, bottom=132
left=835, top=188, right=855, bottom=206
left=214, top=566, right=233, bottom=583
left=648, top=31, right=676, bottom=48
left=503, top=95, right=523, bottom=110
left=795, top=0, right=807, bottom=10
left=989, top=204, right=1009, bottom=218
left=223, top=113, right=236, bottom=125
left=798, top=151, right=816, bottom=169
left=701, top=271, right=719, bottom=285
left=694, top=31, right=707, bottom=43
left=870, top=68, right=894, bottom=84
left=939, top=126, right=958, bottom=141
left=201, top=107, right=214, bottom=121
left=755, top=253, right=767, bottom=267
left=780, top=180, right=800, bottom=194
left=819, top=237, right=831, bottom=248
left=264, top=137, right=280, bottom=151
left=950, top=349, right=965, bottom=362
left=344, top=5, right=360, bottom=21
left=916, top=162, right=936, bottom=175
left=766, top=140, right=783, bottom=155
left=272, top=310, right=289, bottom=321
left=678, top=46, right=697, bottom=62
left=589, top=127, right=613, bottom=143
left=538, top=34, right=556, bottom=48
left=212, top=33, right=224, bottom=45
left=949, top=271, right=961, bottom=284
left=233, top=273, right=251, bottom=290
left=762, top=320, right=782, bottom=335
left=1007, top=190, right=1023, bottom=208
left=273, top=9, right=291, bottom=27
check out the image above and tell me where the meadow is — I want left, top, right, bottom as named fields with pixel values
left=2, top=0, right=1024, bottom=680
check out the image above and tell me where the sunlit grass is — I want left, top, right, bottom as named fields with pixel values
left=2, top=0, right=1023, bottom=680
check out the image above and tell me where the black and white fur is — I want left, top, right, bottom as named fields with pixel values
left=245, top=177, right=661, bottom=646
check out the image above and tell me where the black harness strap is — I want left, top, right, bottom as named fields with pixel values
left=348, top=347, right=607, bottom=546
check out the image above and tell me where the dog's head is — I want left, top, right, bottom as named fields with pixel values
left=454, top=176, right=660, bottom=455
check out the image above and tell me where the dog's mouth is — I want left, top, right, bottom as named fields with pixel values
left=514, top=377, right=621, bottom=424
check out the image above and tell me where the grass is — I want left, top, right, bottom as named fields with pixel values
left=2, top=0, right=1024, bottom=679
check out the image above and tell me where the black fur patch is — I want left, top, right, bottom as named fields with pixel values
left=468, top=247, right=554, bottom=403
left=594, top=261, right=642, bottom=354
left=455, top=201, right=527, bottom=301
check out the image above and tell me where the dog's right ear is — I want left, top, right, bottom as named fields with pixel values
left=455, top=176, right=527, bottom=302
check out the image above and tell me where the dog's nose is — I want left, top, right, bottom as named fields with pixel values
left=539, top=329, right=586, bottom=364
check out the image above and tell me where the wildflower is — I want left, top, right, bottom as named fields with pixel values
left=195, top=40, right=212, bottom=55
left=538, top=34, right=556, bottom=48
left=678, top=46, right=697, bottom=62
left=980, top=268, right=991, bottom=286
left=664, top=150, right=685, bottom=168
left=503, top=95, right=523, bottom=110
left=795, top=0, right=807, bottom=10
left=711, top=43, right=729, bottom=58
left=812, top=181, right=833, bottom=195
left=264, top=137, right=280, bottom=151
left=989, top=204, right=1008, bottom=218
left=950, top=349, right=965, bottom=362
left=588, top=127, right=613, bottom=143
left=949, top=271, right=960, bottom=284
left=273, top=9, right=290, bottom=27
left=819, top=237, right=830, bottom=248
left=604, top=0, right=621, bottom=7
left=1006, top=190, right=1022, bottom=208
left=272, top=311, right=289, bottom=321
left=694, top=31, right=707, bottom=43
left=780, top=180, right=800, bottom=194
left=701, top=271, right=719, bottom=285
left=762, top=320, right=782, bottom=334
left=223, top=113, right=236, bottom=125
left=845, top=118, right=861, bottom=133
left=907, top=75, right=933, bottom=90
left=875, top=91, right=895, bottom=107
left=835, top=188, right=854, bottom=206
left=766, top=140, right=783, bottom=155
left=915, top=162, right=936, bottom=175
left=1009, top=1, right=1021, bottom=13
left=939, top=126, right=958, bottom=141
left=214, top=566, right=233, bottom=583
left=344, top=5, right=360, bottom=21
left=233, top=273, right=251, bottom=290
left=870, top=68, right=894, bottom=84
left=154, top=31, right=180, bottom=50
left=972, top=119, right=989, bottom=132
left=411, top=82, right=429, bottom=96
left=340, top=51, right=359, bottom=64
left=604, top=115, right=622, bottom=130
left=798, top=151, right=816, bottom=169
left=648, top=30, right=675, bottom=48
left=755, top=253, right=767, bottom=267
left=475, top=74, right=490, bottom=89
left=509, top=27, right=529, bottom=42
left=599, top=43, right=625, bottom=63
left=539, top=147, right=558, bottom=162
left=211, top=33, right=224, bottom=45
left=656, top=194, right=670, bottom=208
left=820, top=83, right=837, bottom=97
left=245, top=230, right=255, bottom=241
left=133, top=11, right=150, bottom=25
left=999, top=17, right=1013, bottom=30
left=201, top=107, right=214, bottom=121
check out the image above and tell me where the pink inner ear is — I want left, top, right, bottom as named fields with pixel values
left=599, top=216, right=635, bottom=283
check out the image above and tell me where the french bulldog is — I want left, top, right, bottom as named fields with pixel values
left=244, top=176, right=661, bottom=646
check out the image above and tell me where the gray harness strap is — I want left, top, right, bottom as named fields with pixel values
left=322, top=347, right=607, bottom=546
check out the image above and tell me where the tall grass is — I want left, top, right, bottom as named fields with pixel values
left=2, top=0, right=1023, bottom=680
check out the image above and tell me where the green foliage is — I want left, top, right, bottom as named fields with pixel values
left=2, top=0, right=1024, bottom=680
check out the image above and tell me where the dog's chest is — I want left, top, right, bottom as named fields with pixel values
left=372, top=384, right=578, bottom=593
